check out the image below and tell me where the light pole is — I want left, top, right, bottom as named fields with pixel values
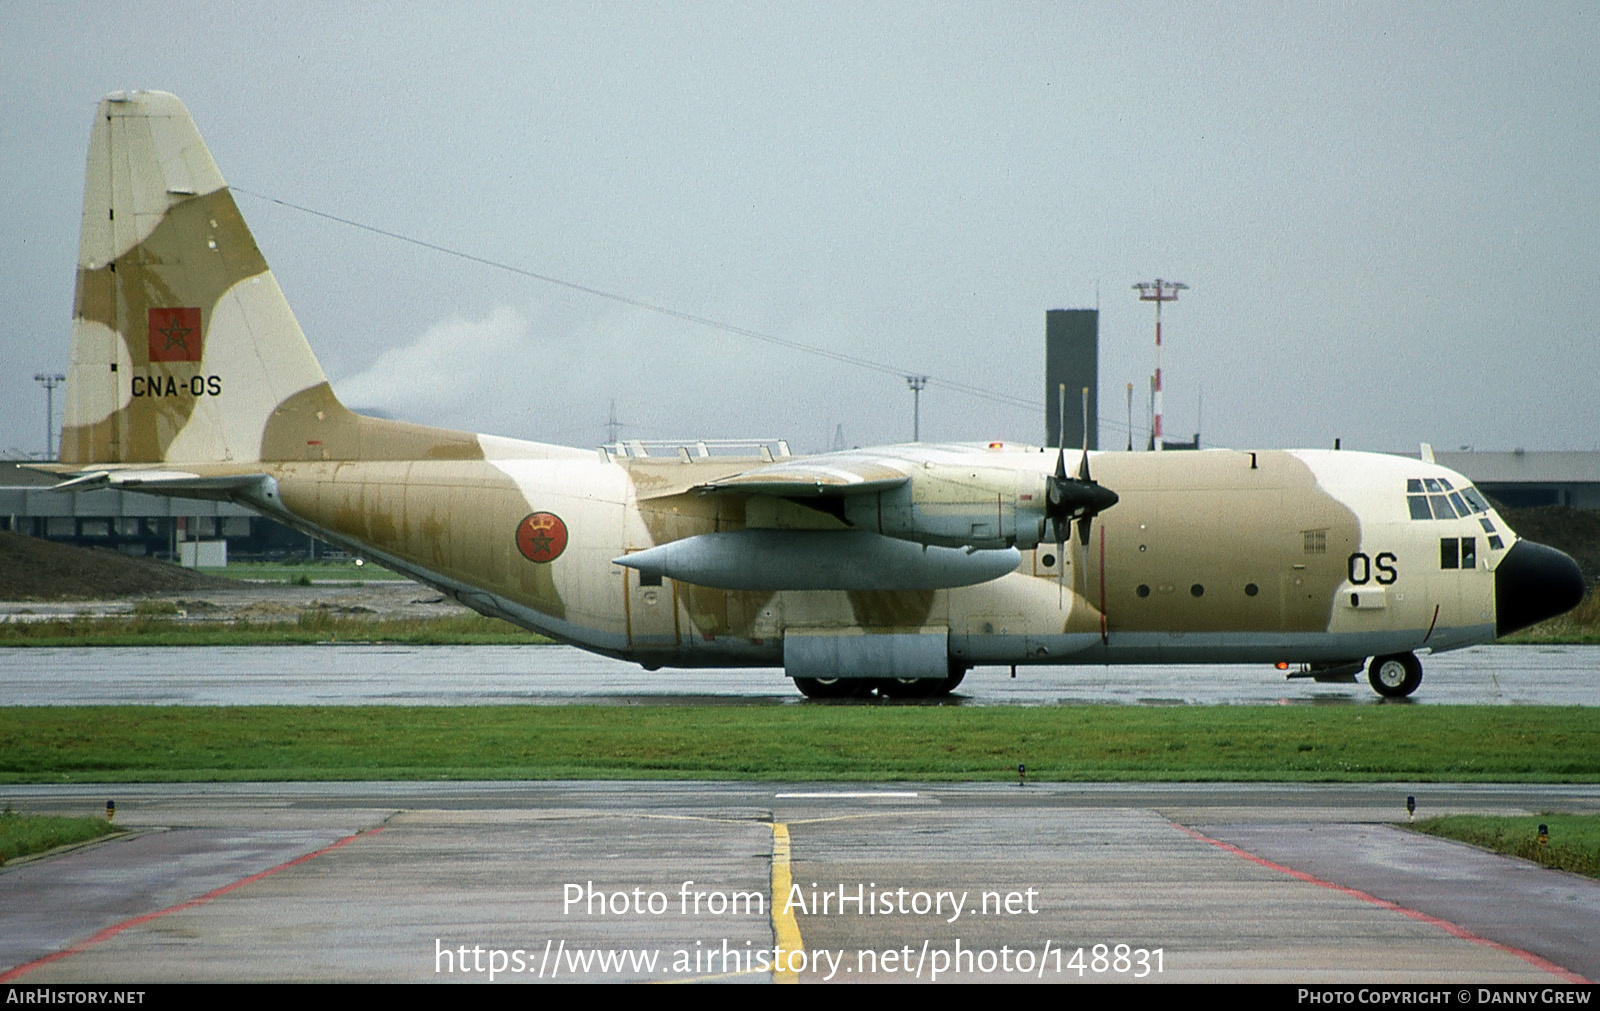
left=1125, top=382, right=1134, bottom=452
left=905, top=375, right=928, bottom=442
left=1132, top=279, right=1187, bottom=451
left=34, top=373, right=65, bottom=461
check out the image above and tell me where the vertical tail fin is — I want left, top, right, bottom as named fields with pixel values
left=63, top=91, right=331, bottom=465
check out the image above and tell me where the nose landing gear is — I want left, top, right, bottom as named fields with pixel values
left=1367, top=652, right=1423, bottom=698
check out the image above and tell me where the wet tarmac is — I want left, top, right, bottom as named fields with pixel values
left=1, top=643, right=1595, bottom=706
left=3, top=782, right=1596, bottom=983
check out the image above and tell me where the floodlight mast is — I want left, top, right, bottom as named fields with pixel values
left=33, top=372, right=65, bottom=461
left=1133, top=279, right=1187, bottom=452
left=906, top=375, right=928, bottom=441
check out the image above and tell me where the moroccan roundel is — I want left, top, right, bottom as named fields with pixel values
left=515, top=512, right=568, bottom=563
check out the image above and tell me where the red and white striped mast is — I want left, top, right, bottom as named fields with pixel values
left=1133, top=279, right=1187, bottom=451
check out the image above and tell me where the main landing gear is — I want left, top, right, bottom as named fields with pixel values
left=792, top=664, right=969, bottom=700
left=1367, top=652, right=1423, bottom=698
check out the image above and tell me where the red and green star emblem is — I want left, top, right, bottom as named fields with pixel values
left=516, top=512, right=568, bottom=563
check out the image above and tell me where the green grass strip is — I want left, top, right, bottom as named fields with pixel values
left=0, top=808, right=120, bottom=863
left=2, top=705, right=1597, bottom=784
left=1410, top=814, right=1600, bottom=879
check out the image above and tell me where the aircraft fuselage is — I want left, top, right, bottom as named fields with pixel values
left=224, top=440, right=1510, bottom=675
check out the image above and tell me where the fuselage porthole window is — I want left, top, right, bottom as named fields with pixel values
left=1440, top=537, right=1460, bottom=569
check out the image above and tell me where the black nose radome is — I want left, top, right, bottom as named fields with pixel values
left=1496, top=539, right=1586, bottom=637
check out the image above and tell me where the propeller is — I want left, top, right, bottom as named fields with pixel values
left=1044, top=385, right=1120, bottom=557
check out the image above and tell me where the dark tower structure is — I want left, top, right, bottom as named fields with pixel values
left=1045, top=309, right=1098, bottom=451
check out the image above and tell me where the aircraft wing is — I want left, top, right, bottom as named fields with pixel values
left=684, top=443, right=1115, bottom=553
left=692, top=455, right=909, bottom=498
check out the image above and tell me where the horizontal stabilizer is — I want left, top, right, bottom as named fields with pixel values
left=46, top=468, right=272, bottom=499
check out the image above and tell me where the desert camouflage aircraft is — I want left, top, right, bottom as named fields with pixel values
left=43, top=92, right=1586, bottom=698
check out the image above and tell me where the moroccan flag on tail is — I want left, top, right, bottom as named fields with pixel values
left=147, top=307, right=203, bottom=362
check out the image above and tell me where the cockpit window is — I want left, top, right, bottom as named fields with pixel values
left=1409, top=480, right=1493, bottom=521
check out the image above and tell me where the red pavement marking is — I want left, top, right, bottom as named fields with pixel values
left=1, top=826, right=384, bottom=982
left=1171, top=822, right=1588, bottom=984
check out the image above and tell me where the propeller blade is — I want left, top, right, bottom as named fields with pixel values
left=1078, top=386, right=1091, bottom=483
left=1054, top=381, right=1068, bottom=490
left=1058, top=533, right=1066, bottom=605
left=1056, top=383, right=1067, bottom=455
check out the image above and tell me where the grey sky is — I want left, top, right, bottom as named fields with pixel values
left=3, top=2, right=1596, bottom=458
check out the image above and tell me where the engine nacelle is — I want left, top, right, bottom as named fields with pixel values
left=841, top=463, right=1053, bottom=550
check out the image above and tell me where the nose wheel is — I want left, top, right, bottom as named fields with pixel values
left=1367, top=653, right=1423, bottom=698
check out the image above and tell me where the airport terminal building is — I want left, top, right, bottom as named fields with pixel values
left=0, top=461, right=317, bottom=561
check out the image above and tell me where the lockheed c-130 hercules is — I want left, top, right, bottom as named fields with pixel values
left=44, top=92, right=1587, bottom=699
